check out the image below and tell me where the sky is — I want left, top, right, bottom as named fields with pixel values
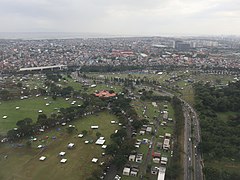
left=0, top=0, right=239, bottom=36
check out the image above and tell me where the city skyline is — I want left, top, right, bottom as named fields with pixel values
left=0, top=0, right=239, bottom=36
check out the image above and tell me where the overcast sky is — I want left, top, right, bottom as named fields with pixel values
left=0, top=0, right=239, bottom=36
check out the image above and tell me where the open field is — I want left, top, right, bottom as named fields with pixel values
left=0, top=97, right=82, bottom=135
left=217, top=111, right=239, bottom=122
left=63, top=76, right=123, bottom=93
left=205, top=160, right=240, bottom=174
left=0, top=111, right=118, bottom=180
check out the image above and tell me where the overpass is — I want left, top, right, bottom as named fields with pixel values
left=19, top=65, right=67, bottom=72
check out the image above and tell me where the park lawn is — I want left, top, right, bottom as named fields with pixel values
left=131, top=100, right=145, bottom=119
left=180, top=85, right=195, bottom=106
left=193, top=74, right=234, bottom=84
left=61, top=77, right=82, bottom=91
left=145, top=101, right=159, bottom=120
left=131, top=100, right=160, bottom=120
left=217, top=111, right=239, bottom=123
left=88, top=72, right=169, bottom=85
left=205, top=160, right=240, bottom=175
left=133, top=134, right=153, bottom=178
left=164, top=102, right=174, bottom=119
left=121, top=176, right=139, bottom=180
left=157, top=123, right=174, bottom=138
left=0, top=96, right=81, bottom=135
left=155, top=73, right=170, bottom=83
left=23, top=78, right=45, bottom=90
left=0, top=111, right=118, bottom=180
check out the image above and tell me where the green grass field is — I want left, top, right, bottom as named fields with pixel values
left=0, top=97, right=82, bottom=135
left=62, top=76, right=122, bottom=94
left=205, top=160, right=240, bottom=175
left=0, top=111, right=118, bottom=180
left=145, top=101, right=159, bottom=120
left=217, top=111, right=239, bottom=122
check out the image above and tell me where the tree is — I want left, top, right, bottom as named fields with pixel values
left=166, top=164, right=182, bottom=179
left=0, top=89, right=10, bottom=100
left=109, top=90, right=115, bottom=94
left=96, top=132, right=101, bottom=138
left=16, top=82, right=23, bottom=88
left=82, top=130, right=88, bottom=136
left=67, top=126, right=75, bottom=134
left=26, top=140, right=32, bottom=148
left=7, top=129, right=19, bottom=140
left=105, top=144, right=118, bottom=155
left=52, top=95, right=57, bottom=100
left=92, top=169, right=102, bottom=179
left=16, top=118, right=32, bottom=127
left=113, top=154, right=127, bottom=168
left=37, top=114, right=48, bottom=126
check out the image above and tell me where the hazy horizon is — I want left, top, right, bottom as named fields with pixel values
left=0, top=31, right=239, bottom=40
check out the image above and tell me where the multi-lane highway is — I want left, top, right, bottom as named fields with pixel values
left=189, top=105, right=203, bottom=180
left=155, top=87, right=203, bottom=180
left=156, top=87, right=203, bottom=180
left=183, top=104, right=193, bottom=180
left=182, top=100, right=203, bottom=180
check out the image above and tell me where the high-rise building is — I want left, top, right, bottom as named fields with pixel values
left=174, top=40, right=190, bottom=51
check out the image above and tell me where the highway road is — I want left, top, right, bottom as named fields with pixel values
left=188, top=105, right=203, bottom=180
left=183, top=105, right=193, bottom=180
left=182, top=100, right=203, bottom=180
left=160, top=88, right=203, bottom=180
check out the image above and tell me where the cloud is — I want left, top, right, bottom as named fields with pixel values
left=0, top=0, right=239, bottom=35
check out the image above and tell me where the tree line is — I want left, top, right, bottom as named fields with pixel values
left=165, top=96, right=184, bottom=180
left=194, top=81, right=240, bottom=180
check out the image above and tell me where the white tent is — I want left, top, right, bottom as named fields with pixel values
left=123, top=167, right=131, bottom=176
left=91, top=126, right=99, bottom=129
left=95, top=139, right=105, bottom=145
left=102, top=145, right=107, bottom=149
left=38, top=145, right=43, bottom=148
left=92, top=158, right=98, bottom=163
left=68, top=143, right=75, bottom=148
left=90, top=84, right=97, bottom=88
left=60, top=159, right=67, bottom=163
left=78, top=134, right=84, bottom=138
left=39, top=156, right=46, bottom=161
left=59, top=152, right=66, bottom=156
